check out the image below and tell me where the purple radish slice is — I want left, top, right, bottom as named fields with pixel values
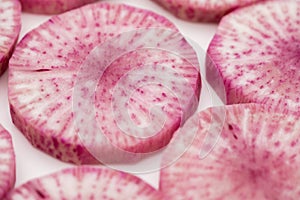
left=74, top=28, right=200, bottom=165
left=5, top=166, right=162, bottom=199
left=9, top=2, right=201, bottom=164
left=152, top=0, right=263, bottom=22
left=0, top=0, right=21, bottom=76
left=19, top=0, right=98, bottom=14
left=0, top=124, right=15, bottom=199
left=160, top=104, right=300, bottom=200
left=207, top=0, right=300, bottom=114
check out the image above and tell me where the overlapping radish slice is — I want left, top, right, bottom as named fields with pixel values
left=207, top=0, right=300, bottom=114
left=153, top=0, right=262, bottom=22
left=0, top=0, right=21, bottom=76
left=0, top=124, right=15, bottom=199
left=160, top=104, right=300, bottom=199
left=9, top=2, right=201, bottom=164
left=19, top=0, right=98, bottom=14
left=6, top=166, right=162, bottom=199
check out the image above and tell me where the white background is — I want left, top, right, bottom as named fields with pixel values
left=0, top=0, right=217, bottom=189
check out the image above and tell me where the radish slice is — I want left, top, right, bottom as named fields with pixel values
left=9, top=2, right=201, bottom=164
left=6, top=166, right=162, bottom=199
left=207, top=0, right=300, bottom=114
left=0, top=0, right=21, bottom=76
left=160, top=104, right=300, bottom=199
left=19, top=0, right=98, bottom=14
left=153, top=0, right=262, bottom=22
left=73, top=28, right=200, bottom=166
left=0, top=124, right=15, bottom=199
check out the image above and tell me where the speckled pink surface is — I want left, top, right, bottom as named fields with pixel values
left=207, top=0, right=300, bottom=114
left=0, top=124, right=15, bottom=199
left=0, top=0, right=21, bottom=76
left=153, top=0, right=263, bottom=22
left=6, top=166, right=162, bottom=199
left=8, top=2, right=201, bottom=164
left=19, top=0, right=98, bottom=14
left=160, top=104, right=300, bottom=199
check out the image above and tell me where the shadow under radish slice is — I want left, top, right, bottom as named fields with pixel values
left=0, top=124, right=15, bottom=199
left=160, top=104, right=300, bottom=200
left=5, top=166, right=163, bottom=200
left=0, top=0, right=21, bottom=76
left=19, top=0, right=98, bottom=14
left=207, top=0, right=300, bottom=114
left=153, top=0, right=263, bottom=22
left=8, top=2, right=201, bottom=165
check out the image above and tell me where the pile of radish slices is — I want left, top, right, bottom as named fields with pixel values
left=0, top=0, right=299, bottom=199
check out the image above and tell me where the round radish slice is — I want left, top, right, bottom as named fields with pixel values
left=160, top=104, right=300, bottom=200
left=207, top=0, right=300, bottom=114
left=0, top=124, right=15, bottom=199
left=153, top=0, right=262, bottom=22
left=6, top=166, right=162, bottom=199
left=0, top=0, right=21, bottom=76
left=9, top=2, right=200, bottom=164
left=19, top=0, right=98, bottom=14
left=73, top=28, right=200, bottom=167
